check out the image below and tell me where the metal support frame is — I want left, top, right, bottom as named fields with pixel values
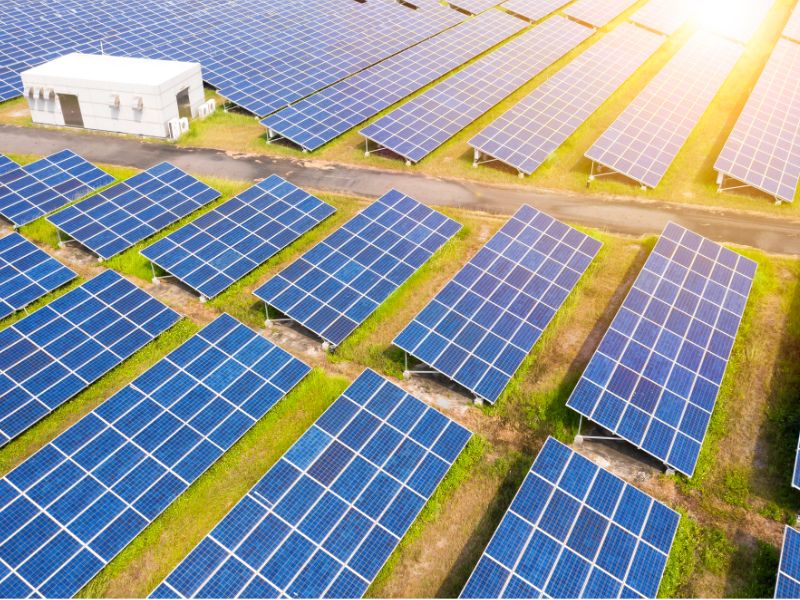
left=402, top=351, right=485, bottom=405
left=716, top=172, right=783, bottom=205
left=363, top=139, right=413, bottom=166
left=587, top=161, right=648, bottom=190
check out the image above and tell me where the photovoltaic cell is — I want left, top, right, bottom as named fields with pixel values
left=0, top=314, right=310, bottom=598
left=0, top=232, right=76, bottom=320
left=793, top=431, right=800, bottom=489
left=563, top=0, right=638, bottom=27
left=254, top=190, right=461, bottom=346
left=151, top=369, right=471, bottom=599
left=461, top=437, right=680, bottom=599
left=394, top=205, right=601, bottom=403
left=585, top=32, right=742, bottom=189
left=48, top=163, right=221, bottom=260
left=142, top=176, right=335, bottom=299
left=714, top=38, right=800, bottom=204
left=448, top=0, right=500, bottom=14
left=777, top=526, right=800, bottom=598
left=0, top=150, right=113, bottom=227
left=0, top=155, right=17, bottom=176
left=567, top=223, right=757, bottom=476
left=359, top=16, right=593, bottom=163
left=470, top=23, right=664, bottom=175
left=260, top=10, right=527, bottom=151
left=784, top=3, right=800, bottom=43
left=501, top=0, right=571, bottom=22
left=630, top=0, right=691, bottom=35
left=0, top=270, right=179, bottom=446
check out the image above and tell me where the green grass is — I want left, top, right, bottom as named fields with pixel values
left=79, top=368, right=350, bottom=598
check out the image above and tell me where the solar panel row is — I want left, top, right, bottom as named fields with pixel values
left=785, top=2, right=800, bottom=43
left=470, top=23, right=664, bottom=176
left=630, top=0, right=691, bottom=35
left=0, top=270, right=179, bottom=446
left=461, top=437, right=680, bottom=599
left=261, top=9, right=527, bottom=152
left=777, top=526, right=800, bottom=599
left=0, top=154, right=18, bottom=176
left=142, top=175, right=335, bottom=299
left=448, top=0, right=500, bottom=15
left=395, top=205, right=601, bottom=403
left=254, top=190, right=461, bottom=346
left=0, top=150, right=113, bottom=227
left=714, top=38, right=800, bottom=204
left=360, top=16, right=593, bottom=164
left=501, top=0, right=571, bottom=22
left=0, top=314, right=310, bottom=597
left=0, top=232, right=76, bottom=320
left=567, top=223, right=757, bottom=476
left=563, top=0, right=639, bottom=28
left=585, top=31, right=742, bottom=189
left=152, top=368, right=471, bottom=599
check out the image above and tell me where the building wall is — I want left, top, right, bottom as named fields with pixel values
left=22, top=64, right=204, bottom=138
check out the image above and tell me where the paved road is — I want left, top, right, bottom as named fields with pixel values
left=2, top=124, right=799, bottom=255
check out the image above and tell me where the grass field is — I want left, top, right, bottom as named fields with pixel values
left=0, top=159, right=798, bottom=598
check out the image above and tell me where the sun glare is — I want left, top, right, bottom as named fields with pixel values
left=690, top=0, right=757, bottom=41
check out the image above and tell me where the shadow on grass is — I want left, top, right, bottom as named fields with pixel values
left=725, top=529, right=780, bottom=598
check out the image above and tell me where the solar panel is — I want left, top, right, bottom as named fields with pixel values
left=142, top=176, right=335, bottom=300
left=48, top=163, right=221, bottom=260
left=567, top=223, right=757, bottom=476
left=0, top=232, right=77, bottom=320
left=777, top=526, right=800, bottom=598
left=359, top=16, right=593, bottom=164
left=585, top=31, right=742, bottom=189
left=470, top=23, right=664, bottom=176
left=784, top=3, right=800, bottom=43
left=0, top=314, right=310, bottom=598
left=0, top=270, right=179, bottom=446
left=501, top=0, right=571, bottom=22
left=630, top=0, right=691, bottom=35
left=260, top=10, right=527, bottom=151
left=460, top=436, right=680, bottom=599
left=0, top=150, right=113, bottom=227
left=714, top=38, right=800, bottom=204
left=254, top=190, right=461, bottom=347
left=563, top=0, right=638, bottom=27
left=394, top=205, right=601, bottom=403
left=0, top=154, right=18, bottom=176
left=151, top=368, right=472, bottom=599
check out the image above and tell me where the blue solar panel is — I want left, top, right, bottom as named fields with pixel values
left=0, top=232, right=77, bottom=320
left=141, top=176, right=335, bottom=300
left=359, top=16, right=592, bottom=164
left=777, top=526, right=800, bottom=598
left=254, top=190, right=461, bottom=346
left=0, top=150, right=113, bottom=227
left=461, top=436, right=680, bottom=599
left=151, top=368, right=471, bottom=599
left=260, top=10, right=527, bottom=151
left=567, top=223, right=757, bottom=476
left=48, top=163, right=220, bottom=260
left=395, top=205, right=601, bottom=403
left=0, top=270, right=179, bottom=446
left=501, top=0, right=571, bottom=22
left=0, top=155, right=18, bottom=176
left=0, top=314, right=310, bottom=598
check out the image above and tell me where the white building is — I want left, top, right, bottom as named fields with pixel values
left=21, top=53, right=206, bottom=138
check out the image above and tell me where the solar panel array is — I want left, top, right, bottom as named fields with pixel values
left=630, top=0, right=691, bottom=35
left=562, top=0, right=638, bottom=27
left=714, top=38, right=800, bottom=204
left=461, top=437, right=680, bottom=599
left=784, top=3, right=800, bottom=43
left=0, top=232, right=76, bottom=320
left=448, top=0, right=500, bottom=15
left=470, top=23, right=664, bottom=176
left=0, top=150, right=113, bottom=227
left=48, top=163, right=221, bottom=260
left=567, top=223, right=757, bottom=476
left=260, top=10, right=527, bottom=151
left=501, top=0, right=571, bottom=22
left=0, top=314, right=310, bottom=598
left=777, top=526, right=800, bottom=598
left=359, top=16, right=593, bottom=163
left=152, top=369, right=471, bottom=599
left=0, top=155, right=17, bottom=176
left=142, top=176, right=335, bottom=299
left=254, top=190, right=461, bottom=346
left=585, top=32, right=742, bottom=189
left=0, top=270, right=179, bottom=446
left=394, top=205, right=601, bottom=403
left=1, top=0, right=464, bottom=115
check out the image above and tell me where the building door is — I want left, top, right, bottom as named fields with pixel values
left=58, top=94, right=84, bottom=127
left=176, top=87, right=192, bottom=120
